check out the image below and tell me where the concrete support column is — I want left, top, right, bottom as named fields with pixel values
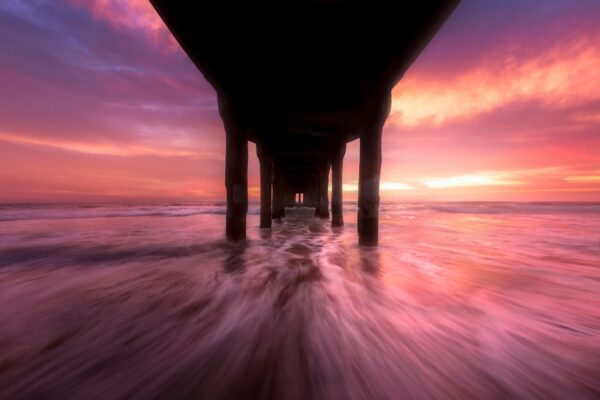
left=272, top=164, right=285, bottom=219
left=309, top=182, right=317, bottom=207
left=318, top=161, right=330, bottom=219
left=331, top=142, right=346, bottom=227
left=358, top=94, right=391, bottom=246
left=257, top=144, right=272, bottom=229
left=313, top=175, right=321, bottom=215
left=224, top=123, right=248, bottom=241
left=283, top=185, right=290, bottom=207
left=287, top=188, right=295, bottom=207
left=304, top=188, right=312, bottom=207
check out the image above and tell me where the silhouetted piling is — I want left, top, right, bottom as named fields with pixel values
left=331, top=143, right=346, bottom=227
left=257, top=144, right=272, bottom=228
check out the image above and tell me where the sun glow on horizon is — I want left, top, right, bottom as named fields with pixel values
left=564, top=175, right=600, bottom=183
left=421, top=174, right=521, bottom=189
left=342, top=181, right=415, bottom=192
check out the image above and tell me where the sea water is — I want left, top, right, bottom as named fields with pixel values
left=0, top=202, right=599, bottom=399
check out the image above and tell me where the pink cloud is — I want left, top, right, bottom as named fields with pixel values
left=390, top=34, right=600, bottom=127
left=68, top=0, right=176, bottom=50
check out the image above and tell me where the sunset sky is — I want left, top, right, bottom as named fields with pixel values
left=1, top=0, right=599, bottom=202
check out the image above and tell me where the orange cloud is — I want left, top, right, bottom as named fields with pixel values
left=391, top=36, right=600, bottom=127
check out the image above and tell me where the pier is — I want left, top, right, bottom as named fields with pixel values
left=151, top=0, right=460, bottom=245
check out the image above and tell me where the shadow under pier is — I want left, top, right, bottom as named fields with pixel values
left=150, top=0, right=461, bottom=246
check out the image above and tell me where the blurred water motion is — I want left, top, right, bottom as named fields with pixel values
left=0, top=202, right=599, bottom=399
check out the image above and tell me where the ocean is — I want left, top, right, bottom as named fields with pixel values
left=0, top=202, right=599, bottom=399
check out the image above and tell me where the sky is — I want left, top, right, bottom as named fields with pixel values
left=0, top=0, right=599, bottom=202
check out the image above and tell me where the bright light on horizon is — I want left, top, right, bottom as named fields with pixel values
left=422, top=174, right=520, bottom=189
left=342, top=181, right=414, bottom=192
left=564, top=175, right=600, bottom=182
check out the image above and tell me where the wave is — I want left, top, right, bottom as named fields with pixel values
left=0, top=205, right=262, bottom=222
left=1, top=202, right=599, bottom=222
left=376, top=202, right=600, bottom=215
left=0, top=204, right=598, bottom=399
left=0, top=241, right=225, bottom=267
left=426, top=202, right=600, bottom=214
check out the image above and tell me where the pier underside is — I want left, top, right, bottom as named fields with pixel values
left=151, top=0, right=460, bottom=245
